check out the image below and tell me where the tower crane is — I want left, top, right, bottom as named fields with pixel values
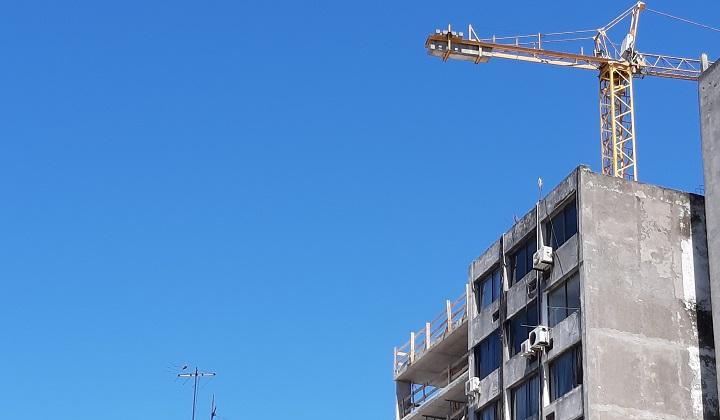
left=425, top=2, right=714, bottom=181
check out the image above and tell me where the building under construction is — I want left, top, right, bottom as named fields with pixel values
left=392, top=8, right=720, bottom=418
left=393, top=164, right=717, bottom=420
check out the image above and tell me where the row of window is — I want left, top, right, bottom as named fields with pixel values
left=475, top=199, right=578, bottom=308
left=471, top=199, right=580, bottom=419
left=474, top=273, right=581, bottom=380
left=478, top=269, right=580, bottom=329
left=473, top=275, right=580, bottom=374
left=474, top=308, right=537, bottom=381
left=474, top=346, right=583, bottom=420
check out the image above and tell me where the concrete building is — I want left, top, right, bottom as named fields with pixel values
left=700, top=60, right=720, bottom=400
left=393, top=166, right=718, bottom=420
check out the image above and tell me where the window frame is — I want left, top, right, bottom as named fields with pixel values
left=476, top=266, right=503, bottom=311
left=477, top=400, right=500, bottom=420
left=547, top=273, right=581, bottom=328
left=549, top=346, right=583, bottom=401
left=474, top=330, right=501, bottom=379
left=546, top=198, right=578, bottom=250
left=508, top=300, right=539, bottom=357
left=509, top=237, right=535, bottom=286
left=511, top=374, right=539, bottom=420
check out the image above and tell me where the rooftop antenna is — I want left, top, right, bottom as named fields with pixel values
left=178, top=366, right=216, bottom=420
left=210, top=394, right=217, bottom=420
left=538, top=177, right=543, bottom=200
left=535, top=176, right=544, bottom=419
left=537, top=177, right=543, bottom=249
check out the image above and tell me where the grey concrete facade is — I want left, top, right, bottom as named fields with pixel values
left=701, top=60, right=720, bottom=402
left=580, top=171, right=716, bottom=419
left=394, top=166, right=719, bottom=420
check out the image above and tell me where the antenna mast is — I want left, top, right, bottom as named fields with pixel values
left=178, top=366, right=216, bottom=420
left=210, top=394, right=217, bottom=420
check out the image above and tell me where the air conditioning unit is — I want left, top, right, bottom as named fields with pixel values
left=465, top=376, right=481, bottom=396
left=533, top=246, right=554, bottom=271
left=526, top=278, right=538, bottom=297
left=529, top=325, right=550, bottom=351
left=520, top=340, right=535, bottom=358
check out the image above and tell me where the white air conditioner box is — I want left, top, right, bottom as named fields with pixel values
left=529, top=325, right=550, bottom=351
left=533, top=246, right=554, bottom=271
left=465, top=377, right=481, bottom=396
left=520, top=340, right=535, bottom=358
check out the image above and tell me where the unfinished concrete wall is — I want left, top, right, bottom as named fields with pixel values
left=578, top=169, right=718, bottom=419
left=701, top=60, right=720, bottom=401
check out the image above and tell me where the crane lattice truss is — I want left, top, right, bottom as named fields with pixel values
left=425, top=2, right=712, bottom=181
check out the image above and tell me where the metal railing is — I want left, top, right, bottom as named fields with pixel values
left=401, top=383, right=439, bottom=417
left=393, top=286, right=469, bottom=375
left=399, top=357, right=469, bottom=418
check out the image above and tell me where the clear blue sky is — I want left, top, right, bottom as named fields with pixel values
left=0, top=1, right=718, bottom=419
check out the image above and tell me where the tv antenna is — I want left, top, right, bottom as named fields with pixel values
left=210, top=394, right=217, bottom=420
left=177, top=366, right=216, bottom=420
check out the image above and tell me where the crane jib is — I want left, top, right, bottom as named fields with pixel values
left=425, top=11, right=712, bottom=182
left=425, top=33, right=704, bottom=81
left=424, top=33, right=636, bottom=180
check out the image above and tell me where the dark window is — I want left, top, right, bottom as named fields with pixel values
left=550, top=346, right=583, bottom=401
left=547, top=199, right=578, bottom=249
left=477, top=400, right=500, bottom=420
left=510, top=238, right=535, bottom=285
left=548, top=273, right=581, bottom=327
left=512, top=375, right=539, bottom=420
left=475, top=330, right=501, bottom=379
left=477, top=267, right=503, bottom=311
left=508, top=300, right=538, bottom=356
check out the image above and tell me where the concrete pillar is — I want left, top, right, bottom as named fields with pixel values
left=395, top=381, right=411, bottom=420
left=700, top=59, right=720, bottom=402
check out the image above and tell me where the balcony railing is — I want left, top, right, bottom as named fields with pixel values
left=393, top=286, right=469, bottom=375
left=399, top=356, right=469, bottom=418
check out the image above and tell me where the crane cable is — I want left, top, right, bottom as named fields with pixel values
left=646, top=8, right=720, bottom=33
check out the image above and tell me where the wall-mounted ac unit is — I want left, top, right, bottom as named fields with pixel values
left=465, top=376, right=481, bottom=396
left=529, top=325, right=550, bottom=351
left=533, top=246, right=554, bottom=271
left=520, top=340, right=535, bottom=358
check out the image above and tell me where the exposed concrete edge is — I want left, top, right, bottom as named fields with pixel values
left=538, top=168, right=579, bottom=221
left=700, top=58, right=720, bottom=82
left=577, top=168, right=590, bottom=420
left=544, top=385, right=584, bottom=420
left=472, top=368, right=501, bottom=411
left=468, top=239, right=502, bottom=284
left=471, top=299, right=501, bottom=347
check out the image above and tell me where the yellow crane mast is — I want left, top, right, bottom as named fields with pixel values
left=425, top=2, right=713, bottom=181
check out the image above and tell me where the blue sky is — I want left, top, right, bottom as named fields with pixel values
left=0, top=1, right=718, bottom=419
